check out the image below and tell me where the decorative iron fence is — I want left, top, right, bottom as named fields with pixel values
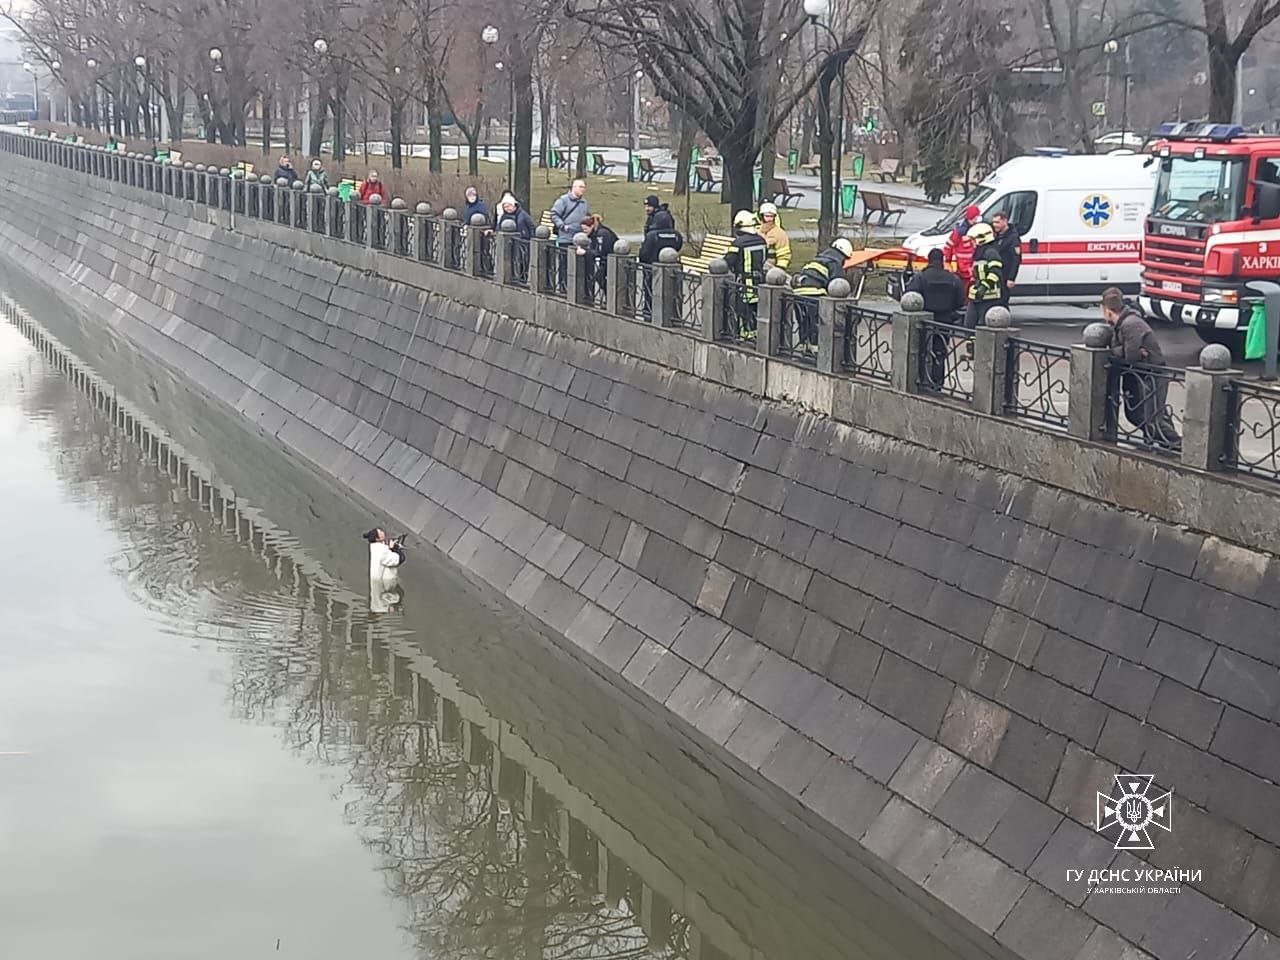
left=444, top=222, right=464, bottom=270
left=331, top=199, right=346, bottom=240
left=543, top=244, right=567, bottom=298
left=350, top=203, right=368, bottom=245
left=369, top=207, right=388, bottom=250
left=838, top=304, right=894, bottom=383
left=311, top=195, right=326, bottom=235
left=778, top=291, right=819, bottom=364
left=1104, top=358, right=1184, bottom=455
left=1003, top=337, right=1071, bottom=430
left=392, top=213, right=411, bottom=256
left=1222, top=380, right=1280, bottom=481
left=478, top=232, right=496, bottom=278
left=916, top=320, right=974, bottom=402
left=504, top=236, right=530, bottom=285
left=671, top=271, right=703, bottom=329
left=635, top=263, right=657, bottom=322
left=717, top=281, right=757, bottom=348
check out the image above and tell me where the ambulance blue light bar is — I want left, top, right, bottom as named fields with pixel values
left=1154, top=122, right=1244, bottom=142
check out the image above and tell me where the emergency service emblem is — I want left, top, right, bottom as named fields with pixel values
left=1096, top=774, right=1172, bottom=850
left=1081, top=194, right=1113, bottom=228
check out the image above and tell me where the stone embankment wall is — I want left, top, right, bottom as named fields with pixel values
left=1, top=151, right=1278, bottom=960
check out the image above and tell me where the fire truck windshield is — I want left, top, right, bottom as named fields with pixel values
left=1152, top=156, right=1245, bottom=224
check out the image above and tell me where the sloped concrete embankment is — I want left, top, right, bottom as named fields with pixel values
left=0, top=155, right=1278, bottom=960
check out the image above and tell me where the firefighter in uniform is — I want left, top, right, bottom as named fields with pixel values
left=722, top=210, right=768, bottom=341
left=792, top=238, right=854, bottom=353
left=963, top=221, right=1004, bottom=328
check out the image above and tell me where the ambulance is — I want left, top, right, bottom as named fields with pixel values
left=901, top=150, right=1157, bottom=303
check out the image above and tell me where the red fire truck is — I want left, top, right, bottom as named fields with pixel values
left=1140, top=122, right=1280, bottom=352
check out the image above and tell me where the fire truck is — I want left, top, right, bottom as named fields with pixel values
left=1141, top=122, right=1280, bottom=351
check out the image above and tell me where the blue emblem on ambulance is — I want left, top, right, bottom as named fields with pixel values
left=1081, top=195, right=1113, bottom=228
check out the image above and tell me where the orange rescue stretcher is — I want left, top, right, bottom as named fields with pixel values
left=839, top=246, right=930, bottom=301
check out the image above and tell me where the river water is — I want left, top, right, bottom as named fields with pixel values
left=0, top=313, right=973, bottom=960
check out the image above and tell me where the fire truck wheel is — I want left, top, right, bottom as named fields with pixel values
left=1194, top=327, right=1246, bottom=361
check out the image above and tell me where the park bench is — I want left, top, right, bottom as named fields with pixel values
left=590, top=152, right=616, bottom=176
left=771, top=178, right=805, bottom=208
left=693, top=163, right=721, bottom=192
left=637, top=157, right=667, bottom=183
left=875, top=158, right=901, bottom=182
left=860, top=189, right=906, bottom=227
left=681, top=233, right=735, bottom=275
left=800, top=153, right=821, bottom=176
left=538, top=210, right=554, bottom=232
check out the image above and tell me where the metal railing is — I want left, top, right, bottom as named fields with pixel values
left=477, top=232, right=496, bottom=278
left=1222, top=380, right=1280, bottom=480
left=419, top=218, right=440, bottom=265
left=331, top=198, right=346, bottom=240
left=543, top=245, right=568, bottom=298
left=392, top=212, right=411, bottom=256
left=718, top=280, right=757, bottom=347
left=635, top=262, right=657, bottom=322
left=1105, top=358, right=1184, bottom=454
left=839, top=304, right=894, bottom=383
left=504, top=235, right=530, bottom=285
left=311, top=194, right=326, bottom=235
left=369, top=207, right=388, bottom=250
left=672, top=271, right=703, bottom=329
left=350, top=203, right=368, bottom=245
left=778, top=291, right=818, bottom=365
left=1004, top=337, right=1071, bottom=430
left=917, top=320, right=974, bottom=402
left=444, top=222, right=464, bottom=270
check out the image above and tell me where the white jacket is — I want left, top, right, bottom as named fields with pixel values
left=369, top=541, right=402, bottom=581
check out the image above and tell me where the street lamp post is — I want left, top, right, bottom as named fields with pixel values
left=22, top=63, right=37, bottom=120
left=481, top=25, right=498, bottom=162
left=804, top=0, right=844, bottom=234
left=134, top=55, right=153, bottom=142
left=628, top=69, right=642, bottom=183
left=494, top=62, right=514, bottom=187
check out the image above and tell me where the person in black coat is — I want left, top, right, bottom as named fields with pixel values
left=639, top=195, right=681, bottom=264
left=906, top=248, right=967, bottom=389
left=581, top=214, right=618, bottom=297
left=273, top=156, right=299, bottom=184
left=495, top=192, right=535, bottom=282
left=991, top=212, right=1022, bottom=308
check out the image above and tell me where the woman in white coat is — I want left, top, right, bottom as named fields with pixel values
left=364, top=528, right=405, bottom=581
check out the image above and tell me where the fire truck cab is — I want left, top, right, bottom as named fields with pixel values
left=1141, top=122, right=1280, bottom=351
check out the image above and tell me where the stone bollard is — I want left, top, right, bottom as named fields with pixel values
left=818, top=278, right=853, bottom=374
left=468, top=212, right=489, bottom=277
left=890, top=293, right=929, bottom=394
left=533, top=228, right=558, bottom=295
left=441, top=207, right=462, bottom=269
left=566, top=232, right=594, bottom=306
left=607, top=239, right=636, bottom=318
left=1182, top=344, right=1238, bottom=471
left=973, top=305, right=1015, bottom=415
left=700, top=258, right=731, bottom=341
left=755, top=267, right=790, bottom=354
left=494, top=219, right=521, bottom=285
left=414, top=202, right=435, bottom=262
left=652, top=247, right=684, bottom=326
left=1068, top=322, right=1113, bottom=441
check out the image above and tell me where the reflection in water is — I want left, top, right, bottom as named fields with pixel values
left=0, top=303, right=975, bottom=960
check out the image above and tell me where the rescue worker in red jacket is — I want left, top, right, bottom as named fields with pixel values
left=358, top=170, right=387, bottom=204
left=943, top=203, right=981, bottom=300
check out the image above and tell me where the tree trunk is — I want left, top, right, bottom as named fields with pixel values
left=390, top=100, right=404, bottom=170
left=537, top=75, right=551, bottom=168
left=575, top=120, right=588, bottom=179
left=759, top=133, right=777, bottom=206
left=1206, top=34, right=1237, bottom=122
left=261, top=96, right=272, bottom=156
left=513, top=53, right=534, bottom=205
left=426, top=83, right=443, bottom=173
left=333, top=79, right=347, bottom=162
left=799, top=100, right=814, bottom=164
left=673, top=109, right=696, bottom=197
left=815, top=65, right=837, bottom=248
left=722, top=149, right=755, bottom=218
left=310, top=95, right=328, bottom=158
left=465, top=126, right=480, bottom=175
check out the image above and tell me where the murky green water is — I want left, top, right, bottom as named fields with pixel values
left=0, top=316, right=975, bottom=960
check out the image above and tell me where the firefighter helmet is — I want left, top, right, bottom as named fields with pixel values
left=759, top=201, right=779, bottom=218
left=733, top=209, right=759, bottom=229
left=833, top=238, right=854, bottom=257
left=968, top=221, right=996, bottom=246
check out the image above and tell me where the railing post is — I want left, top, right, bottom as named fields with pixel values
left=652, top=248, right=684, bottom=325
left=495, top=220, right=518, bottom=284
left=468, top=212, right=488, bottom=277
left=567, top=232, right=594, bottom=305
left=1068, top=322, right=1114, bottom=441
left=292, top=182, right=308, bottom=229
left=533, top=231, right=557, bottom=296
left=414, top=203, right=434, bottom=261
left=1182, top=344, right=1238, bottom=471
left=973, top=306, right=1015, bottom=416
left=818, top=281, right=852, bottom=374
left=344, top=197, right=358, bottom=242
left=388, top=199, right=408, bottom=254
left=607, top=241, right=636, bottom=318
left=700, top=259, right=730, bottom=341
left=890, top=301, right=928, bottom=395
left=441, top=208, right=462, bottom=268
left=325, top=189, right=340, bottom=237
left=755, top=268, right=789, bottom=354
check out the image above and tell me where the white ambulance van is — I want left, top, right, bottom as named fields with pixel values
left=902, top=150, right=1157, bottom=304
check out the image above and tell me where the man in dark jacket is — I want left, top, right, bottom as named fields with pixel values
left=273, top=156, right=299, bottom=184
left=582, top=215, right=618, bottom=298
left=464, top=185, right=489, bottom=224
left=791, top=238, right=853, bottom=352
left=1102, top=287, right=1181, bottom=451
left=639, top=197, right=683, bottom=320
left=991, top=212, right=1021, bottom=308
left=963, top=222, right=1003, bottom=329
left=907, top=248, right=967, bottom=388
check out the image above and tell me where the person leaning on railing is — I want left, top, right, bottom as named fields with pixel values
left=1101, top=287, right=1182, bottom=452
left=792, top=238, right=854, bottom=352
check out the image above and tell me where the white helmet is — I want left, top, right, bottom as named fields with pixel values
left=733, top=209, right=758, bottom=229
left=759, top=201, right=779, bottom=218
left=833, top=238, right=854, bottom=257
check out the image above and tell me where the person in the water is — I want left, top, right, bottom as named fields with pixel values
left=364, top=528, right=405, bottom=581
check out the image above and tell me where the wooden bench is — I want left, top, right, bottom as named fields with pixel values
left=771, top=177, right=805, bottom=208
left=538, top=210, right=554, bottom=231
left=637, top=156, right=667, bottom=183
left=875, top=158, right=901, bottom=182
left=681, top=233, right=735, bottom=274
left=590, top=152, right=616, bottom=176
left=800, top=153, right=821, bottom=176
left=860, top=189, right=905, bottom=227
left=693, top=163, right=721, bottom=192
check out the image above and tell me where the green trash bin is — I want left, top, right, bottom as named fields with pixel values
left=851, top=154, right=865, bottom=179
left=548, top=146, right=560, bottom=169
left=841, top=183, right=858, bottom=219
left=787, top=149, right=799, bottom=173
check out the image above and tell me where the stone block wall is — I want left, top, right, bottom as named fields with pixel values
left=1, top=155, right=1278, bottom=960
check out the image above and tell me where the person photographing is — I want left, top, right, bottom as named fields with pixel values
left=364, top=528, right=406, bottom=581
